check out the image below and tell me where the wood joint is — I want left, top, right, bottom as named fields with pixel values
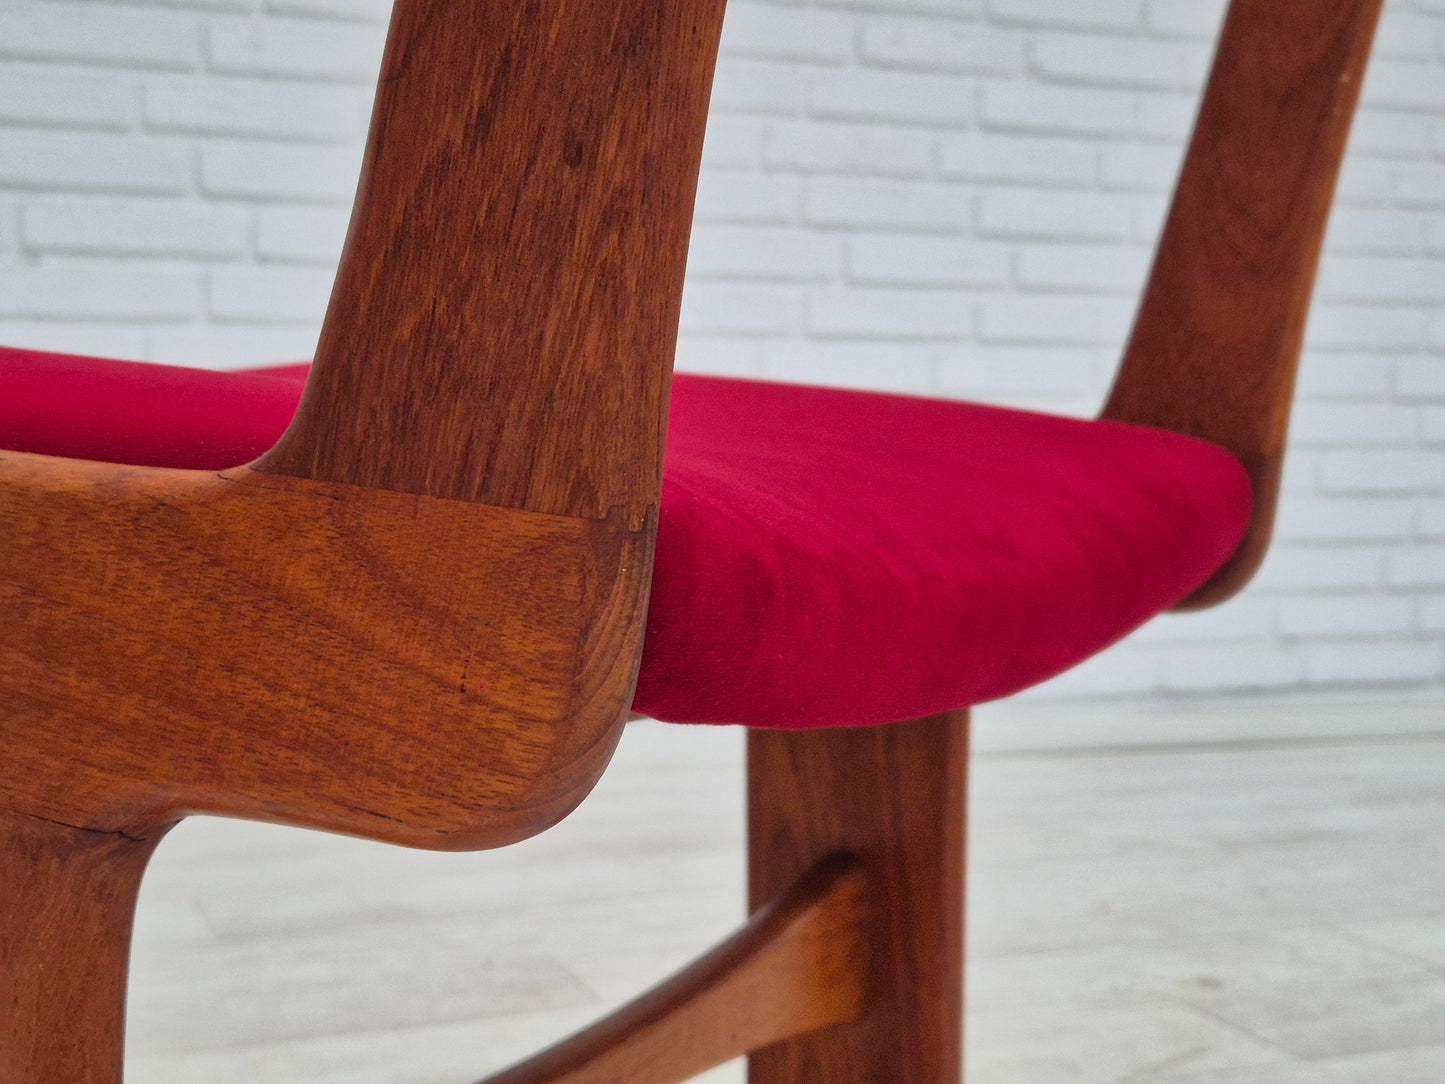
left=475, top=854, right=870, bottom=1084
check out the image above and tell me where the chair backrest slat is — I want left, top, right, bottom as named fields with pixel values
left=258, top=0, right=729, bottom=526
left=1104, top=0, right=1384, bottom=608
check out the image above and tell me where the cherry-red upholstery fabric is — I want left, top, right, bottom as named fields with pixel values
left=0, top=347, right=307, bottom=469
left=0, top=346, right=1251, bottom=729
left=642, top=377, right=1249, bottom=726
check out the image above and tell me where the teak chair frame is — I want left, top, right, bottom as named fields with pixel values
left=0, top=1, right=1383, bottom=1081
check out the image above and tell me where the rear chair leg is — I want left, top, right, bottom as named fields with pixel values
left=0, top=809, right=168, bottom=1084
left=747, top=710, right=968, bottom=1084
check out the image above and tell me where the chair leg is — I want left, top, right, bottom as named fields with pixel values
left=0, top=809, right=169, bottom=1084
left=747, top=710, right=968, bottom=1084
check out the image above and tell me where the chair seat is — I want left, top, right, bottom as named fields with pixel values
left=0, top=346, right=1251, bottom=729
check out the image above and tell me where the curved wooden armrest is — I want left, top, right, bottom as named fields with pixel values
left=1103, top=0, right=1382, bottom=609
left=0, top=2, right=730, bottom=848
left=0, top=454, right=650, bottom=849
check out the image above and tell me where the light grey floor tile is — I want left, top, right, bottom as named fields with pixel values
left=965, top=1001, right=1289, bottom=1083
left=1345, top=913, right=1445, bottom=968
left=967, top=926, right=1436, bottom=1012
left=1180, top=977, right=1445, bottom=1060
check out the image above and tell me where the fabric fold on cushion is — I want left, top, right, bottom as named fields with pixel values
left=0, top=347, right=1251, bottom=730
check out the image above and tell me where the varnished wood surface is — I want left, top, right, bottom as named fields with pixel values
left=1103, top=0, right=1383, bottom=609
left=260, top=0, right=728, bottom=521
left=478, top=854, right=866, bottom=1084
left=0, top=810, right=169, bottom=1084
left=0, top=452, right=648, bottom=849
left=0, top=0, right=1392, bottom=1080
left=747, top=712, right=969, bottom=1084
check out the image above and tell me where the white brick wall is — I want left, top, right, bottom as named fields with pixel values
left=1, top=0, right=1443, bottom=709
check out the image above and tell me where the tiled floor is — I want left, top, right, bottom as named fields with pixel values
left=125, top=700, right=1445, bottom=1082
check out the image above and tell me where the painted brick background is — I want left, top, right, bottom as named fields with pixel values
left=1, top=0, right=1443, bottom=708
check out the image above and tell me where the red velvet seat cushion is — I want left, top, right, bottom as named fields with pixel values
left=0, top=346, right=1251, bottom=729
left=641, top=376, right=1249, bottom=726
left=0, top=347, right=309, bottom=470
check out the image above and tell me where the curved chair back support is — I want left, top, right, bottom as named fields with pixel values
left=1106, top=0, right=1383, bottom=607
left=261, top=0, right=729, bottom=520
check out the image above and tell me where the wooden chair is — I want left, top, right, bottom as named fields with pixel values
left=0, top=1, right=1383, bottom=1080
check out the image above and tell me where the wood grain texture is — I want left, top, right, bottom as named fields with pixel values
left=0, top=0, right=1387, bottom=1079
left=747, top=712, right=969, bottom=1084
left=2, top=3, right=734, bottom=1077
left=258, top=0, right=728, bottom=521
left=0, top=452, right=648, bottom=850
left=477, top=854, right=867, bottom=1084
left=1103, top=0, right=1383, bottom=609
left=0, top=810, right=169, bottom=1084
